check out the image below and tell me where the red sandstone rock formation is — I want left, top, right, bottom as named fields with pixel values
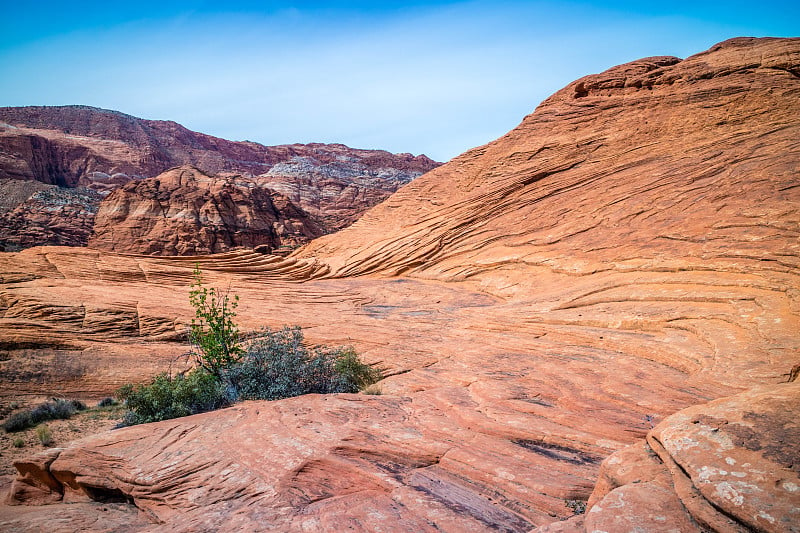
left=88, top=166, right=322, bottom=255
left=0, top=106, right=439, bottom=187
left=0, top=184, right=100, bottom=251
left=589, top=382, right=800, bottom=532
left=0, top=106, right=440, bottom=249
left=1, top=37, right=798, bottom=531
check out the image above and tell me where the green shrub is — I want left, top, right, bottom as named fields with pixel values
left=224, top=327, right=381, bottom=401
left=188, top=265, right=243, bottom=377
left=2, top=399, right=87, bottom=433
left=117, top=368, right=228, bottom=426
left=334, top=348, right=382, bottom=392
left=97, top=397, right=117, bottom=408
left=36, top=424, right=53, bottom=446
left=116, top=269, right=381, bottom=426
left=12, top=437, right=24, bottom=448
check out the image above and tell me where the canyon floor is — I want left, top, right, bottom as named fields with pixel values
left=0, top=245, right=796, bottom=531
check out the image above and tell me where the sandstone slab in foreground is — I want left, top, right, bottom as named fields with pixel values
left=546, top=382, right=800, bottom=532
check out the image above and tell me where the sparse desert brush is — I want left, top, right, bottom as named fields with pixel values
left=565, top=499, right=587, bottom=515
left=12, top=437, right=25, bottom=448
left=334, top=348, right=382, bottom=392
left=1, top=411, right=32, bottom=432
left=362, top=384, right=383, bottom=395
left=97, top=397, right=116, bottom=408
left=48, top=398, right=86, bottom=417
left=117, top=368, right=229, bottom=426
left=118, top=268, right=382, bottom=425
left=2, top=398, right=87, bottom=432
left=225, top=327, right=382, bottom=401
left=36, top=424, right=53, bottom=446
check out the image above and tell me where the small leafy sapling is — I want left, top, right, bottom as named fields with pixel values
left=188, top=265, right=243, bottom=377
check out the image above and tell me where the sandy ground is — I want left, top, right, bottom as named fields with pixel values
left=0, top=398, right=126, bottom=477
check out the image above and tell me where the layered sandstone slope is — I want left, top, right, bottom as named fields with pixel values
left=299, top=36, right=800, bottom=388
left=302, top=37, right=799, bottom=284
left=1, top=38, right=799, bottom=532
left=88, top=166, right=322, bottom=255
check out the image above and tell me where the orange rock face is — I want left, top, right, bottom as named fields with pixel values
left=1, top=37, right=799, bottom=531
left=547, top=381, right=800, bottom=533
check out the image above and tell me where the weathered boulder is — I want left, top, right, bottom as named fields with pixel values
left=6, top=448, right=63, bottom=506
left=547, top=382, right=800, bottom=532
left=88, top=166, right=323, bottom=255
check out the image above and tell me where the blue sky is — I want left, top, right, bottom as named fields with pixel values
left=0, top=1, right=797, bottom=161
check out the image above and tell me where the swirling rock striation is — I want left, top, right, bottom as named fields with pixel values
left=300, top=38, right=800, bottom=286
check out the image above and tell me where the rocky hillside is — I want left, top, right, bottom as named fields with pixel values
left=0, top=105, right=438, bottom=188
left=0, top=185, right=101, bottom=252
left=0, top=106, right=439, bottom=250
left=89, top=166, right=322, bottom=255
left=0, top=38, right=798, bottom=531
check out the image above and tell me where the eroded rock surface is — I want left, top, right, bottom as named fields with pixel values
left=299, top=36, right=800, bottom=390
left=0, top=247, right=732, bottom=530
left=0, top=185, right=101, bottom=251
left=545, top=382, right=800, bottom=532
left=1, top=37, right=799, bottom=531
left=88, top=166, right=323, bottom=255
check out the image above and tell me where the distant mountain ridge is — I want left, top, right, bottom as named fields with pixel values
left=0, top=105, right=440, bottom=251
left=0, top=105, right=437, bottom=184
